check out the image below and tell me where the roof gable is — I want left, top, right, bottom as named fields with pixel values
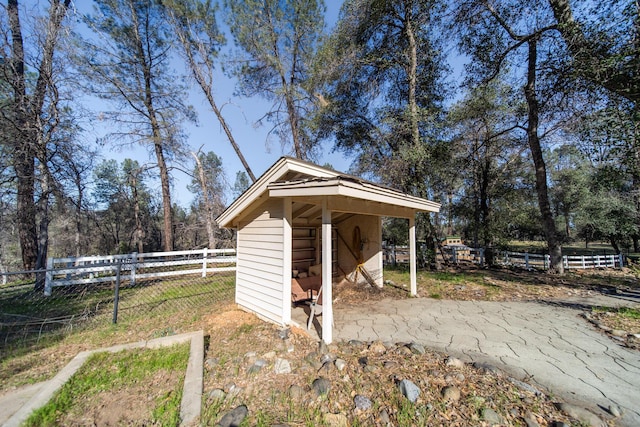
left=217, top=157, right=339, bottom=227
left=216, top=157, right=440, bottom=227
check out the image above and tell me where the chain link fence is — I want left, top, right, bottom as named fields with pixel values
left=0, top=262, right=235, bottom=360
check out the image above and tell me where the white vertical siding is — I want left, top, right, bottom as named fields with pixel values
left=282, top=198, right=292, bottom=324
left=236, top=199, right=285, bottom=324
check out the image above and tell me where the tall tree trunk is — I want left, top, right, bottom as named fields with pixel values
left=563, top=209, right=571, bottom=238
left=191, top=152, right=216, bottom=249
left=610, top=238, right=620, bottom=254
left=9, top=0, right=37, bottom=271
left=480, top=155, right=491, bottom=247
left=74, top=194, right=82, bottom=257
left=9, top=0, right=69, bottom=272
left=169, top=15, right=257, bottom=182
left=283, top=81, right=303, bottom=158
left=15, top=143, right=38, bottom=270
left=129, top=171, right=144, bottom=253
left=153, top=138, right=173, bottom=252
left=632, top=105, right=640, bottom=253
left=405, top=14, right=420, bottom=150
left=525, top=39, right=564, bottom=274
left=35, top=166, right=51, bottom=291
left=131, top=4, right=173, bottom=252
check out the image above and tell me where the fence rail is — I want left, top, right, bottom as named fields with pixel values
left=383, top=246, right=625, bottom=270
left=500, top=251, right=624, bottom=270
left=44, top=248, right=237, bottom=296
left=1, top=248, right=237, bottom=358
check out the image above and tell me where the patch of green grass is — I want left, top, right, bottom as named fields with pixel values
left=431, top=271, right=466, bottom=283
left=24, top=343, right=189, bottom=427
left=1, top=273, right=235, bottom=361
left=233, top=323, right=255, bottom=337
left=619, top=307, right=640, bottom=319
left=593, top=306, right=640, bottom=319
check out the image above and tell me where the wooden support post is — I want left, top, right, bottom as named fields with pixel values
left=409, top=215, right=417, bottom=296
left=322, top=198, right=333, bottom=344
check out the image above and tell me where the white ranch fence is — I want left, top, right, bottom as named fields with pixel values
left=384, top=245, right=625, bottom=271
left=499, top=251, right=624, bottom=270
left=44, top=248, right=236, bottom=296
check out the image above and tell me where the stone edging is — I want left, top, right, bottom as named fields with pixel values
left=3, top=330, right=204, bottom=427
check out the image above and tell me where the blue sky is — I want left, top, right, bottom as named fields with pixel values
left=76, top=0, right=348, bottom=208
left=75, top=0, right=467, bottom=208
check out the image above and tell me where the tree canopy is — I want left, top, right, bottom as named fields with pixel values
left=0, top=0, right=637, bottom=272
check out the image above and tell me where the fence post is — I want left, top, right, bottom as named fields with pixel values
left=44, top=257, right=54, bottom=296
left=619, top=253, right=624, bottom=268
left=131, top=252, right=137, bottom=287
left=479, top=248, right=484, bottom=266
left=202, top=247, right=208, bottom=278
left=524, top=252, right=529, bottom=269
left=113, top=261, right=122, bottom=324
left=452, top=247, right=458, bottom=264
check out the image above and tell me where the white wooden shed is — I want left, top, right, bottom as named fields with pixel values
left=217, top=157, right=440, bottom=343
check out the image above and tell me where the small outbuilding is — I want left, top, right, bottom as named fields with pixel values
left=217, top=157, right=440, bottom=343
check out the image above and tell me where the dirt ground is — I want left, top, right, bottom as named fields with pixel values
left=54, top=369, right=183, bottom=427
left=5, top=266, right=639, bottom=426
left=198, top=308, right=595, bottom=426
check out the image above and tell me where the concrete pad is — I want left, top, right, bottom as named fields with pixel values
left=334, top=297, right=640, bottom=427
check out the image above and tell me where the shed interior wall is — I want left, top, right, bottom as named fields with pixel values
left=336, top=215, right=383, bottom=287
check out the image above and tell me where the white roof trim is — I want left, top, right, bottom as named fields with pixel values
left=216, top=157, right=338, bottom=227
left=217, top=157, right=441, bottom=227
left=268, top=177, right=441, bottom=213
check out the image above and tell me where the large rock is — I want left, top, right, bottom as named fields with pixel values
left=441, top=385, right=461, bottom=402
left=554, top=402, right=607, bottom=427
left=324, top=413, right=349, bottom=427
left=523, top=412, right=540, bottom=427
left=354, top=394, right=372, bottom=411
left=445, top=357, right=465, bottom=368
left=216, top=404, right=248, bottom=427
left=408, top=342, right=426, bottom=354
left=288, top=384, right=305, bottom=399
left=312, top=377, right=331, bottom=396
left=247, top=359, right=267, bottom=375
left=274, top=358, right=291, bottom=374
left=481, top=408, right=504, bottom=425
left=508, top=377, right=543, bottom=396
left=369, top=340, right=387, bottom=354
left=398, top=379, right=421, bottom=403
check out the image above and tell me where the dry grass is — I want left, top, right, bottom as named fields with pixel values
left=199, top=309, right=587, bottom=426
left=1, top=267, right=637, bottom=426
